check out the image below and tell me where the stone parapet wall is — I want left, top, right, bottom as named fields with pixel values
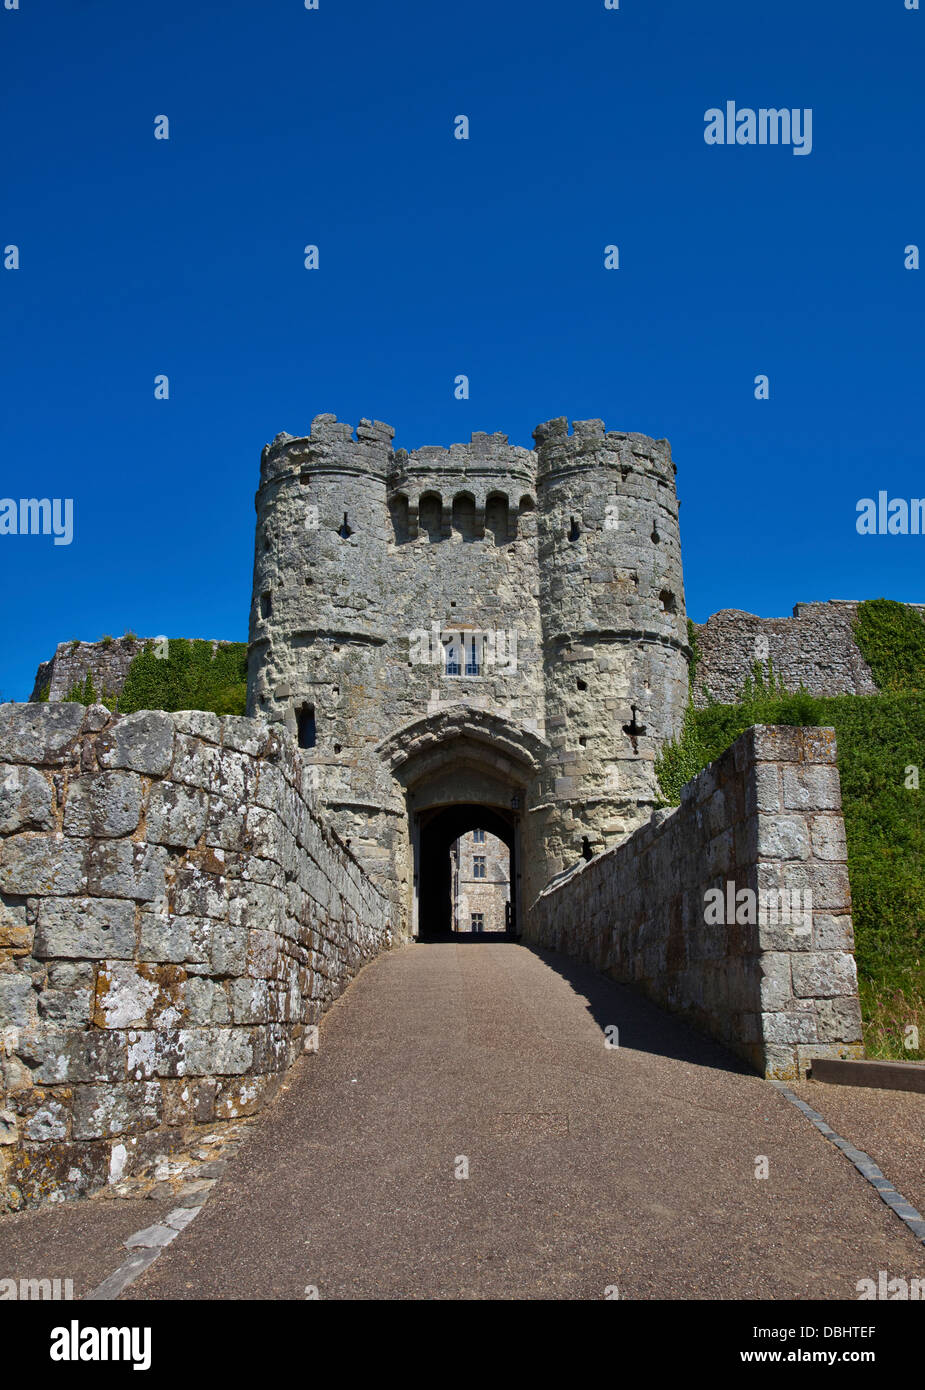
left=691, top=601, right=884, bottom=707
left=525, top=724, right=864, bottom=1080
left=0, top=703, right=396, bottom=1210
left=29, top=637, right=145, bottom=703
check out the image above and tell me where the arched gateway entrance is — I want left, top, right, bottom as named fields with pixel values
left=417, top=803, right=515, bottom=939
left=375, top=708, right=548, bottom=941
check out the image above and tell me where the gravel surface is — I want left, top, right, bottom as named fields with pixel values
left=0, top=1197, right=178, bottom=1299
left=790, top=1079, right=925, bottom=1221
left=108, top=941, right=925, bottom=1301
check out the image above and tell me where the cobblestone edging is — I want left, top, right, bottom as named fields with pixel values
left=0, top=702, right=397, bottom=1211
left=772, top=1082, right=925, bottom=1246
left=526, top=725, right=864, bottom=1080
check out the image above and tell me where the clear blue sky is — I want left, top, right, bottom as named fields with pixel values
left=1, top=0, right=922, bottom=700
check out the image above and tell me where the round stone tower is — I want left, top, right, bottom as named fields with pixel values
left=532, top=417, right=689, bottom=872
left=247, top=414, right=396, bottom=818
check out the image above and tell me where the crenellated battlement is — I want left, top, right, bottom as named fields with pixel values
left=259, top=415, right=675, bottom=497
left=260, top=414, right=395, bottom=486
left=533, top=417, right=675, bottom=482
left=252, top=409, right=682, bottom=570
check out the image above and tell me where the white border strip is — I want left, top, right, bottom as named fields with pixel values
left=83, top=1205, right=203, bottom=1301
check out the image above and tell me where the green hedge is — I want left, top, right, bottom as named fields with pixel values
left=118, top=639, right=247, bottom=716
left=64, top=674, right=99, bottom=705
left=57, top=639, right=248, bottom=716
left=852, top=598, right=925, bottom=692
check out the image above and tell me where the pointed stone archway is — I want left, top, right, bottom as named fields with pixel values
left=375, top=708, right=548, bottom=939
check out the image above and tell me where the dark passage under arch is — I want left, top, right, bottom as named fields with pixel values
left=417, top=802, right=516, bottom=940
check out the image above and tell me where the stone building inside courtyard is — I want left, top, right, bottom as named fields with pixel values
left=450, top=828, right=510, bottom=933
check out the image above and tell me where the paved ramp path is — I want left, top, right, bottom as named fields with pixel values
left=124, top=941, right=925, bottom=1300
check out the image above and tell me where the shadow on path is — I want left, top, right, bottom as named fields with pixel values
left=417, top=933, right=756, bottom=1079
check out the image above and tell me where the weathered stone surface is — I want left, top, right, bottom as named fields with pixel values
left=93, top=961, right=185, bottom=1030
left=805, top=861, right=851, bottom=912
left=171, top=734, right=220, bottom=789
left=123, top=1222, right=178, bottom=1250
left=207, top=924, right=248, bottom=975
left=744, top=763, right=781, bottom=816
left=220, top=717, right=270, bottom=757
left=34, top=897, right=135, bottom=960
left=760, top=1010, right=818, bottom=1044
left=0, top=835, right=87, bottom=895
left=183, top=977, right=230, bottom=1025
left=29, top=1027, right=127, bottom=1084
left=63, top=770, right=143, bottom=838
left=170, top=710, right=223, bottom=743
left=791, top=951, right=859, bottom=1000
left=28, top=638, right=143, bottom=705
left=814, top=994, right=864, bottom=1043
left=813, top=913, right=855, bottom=951
left=82, top=702, right=112, bottom=733
left=245, top=927, right=277, bottom=979
left=25, top=1099, right=69, bottom=1142
left=756, top=913, right=813, bottom=953
left=0, top=765, right=54, bottom=833
left=203, top=797, right=247, bottom=851
left=782, top=765, right=842, bottom=812
left=211, top=749, right=255, bottom=804
left=39, top=961, right=94, bottom=1026
left=126, top=1028, right=186, bottom=1079
left=137, top=911, right=209, bottom=965
left=747, top=725, right=803, bottom=765
left=12, top=1137, right=110, bottom=1203
left=0, top=701, right=85, bottom=765
left=179, top=1028, right=252, bottom=1076
left=526, top=726, right=862, bottom=1079
left=98, top=711, right=174, bottom=777
left=228, top=881, right=282, bottom=930
left=145, top=782, right=209, bottom=848
left=810, top=815, right=848, bottom=861
left=72, top=1082, right=161, bottom=1139
left=230, top=977, right=269, bottom=1024
left=0, top=705, right=395, bottom=1207
left=0, top=895, right=32, bottom=954
left=213, top=1075, right=267, bottom=1118
left=692, top=604, right=889, bottom=708
left=164, top=1204, right=201, bottom=1230
left=87, top=841, right=167, bottom=901
left=0, top=970, right=36, bottom=1028
left=755, top=814, right=810, bottom=861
